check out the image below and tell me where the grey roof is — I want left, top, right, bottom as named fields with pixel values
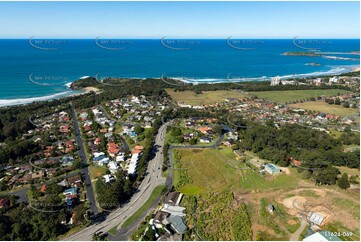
left=57, top=179, right=70, bottom=187
left=168, top=215, right=187, bottom=234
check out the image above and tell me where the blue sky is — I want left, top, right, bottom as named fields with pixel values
left=0, top=1, right=359, bottom=38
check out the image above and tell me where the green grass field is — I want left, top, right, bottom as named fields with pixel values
left=289, top=100, right=358, bottom=117
left=249, top=89, right=350, bottom=103
left=88, top=166, right=107, bottom=180
left=174, top=148, right=298, bottom=194
left=166, top=88, right=247, bottom=106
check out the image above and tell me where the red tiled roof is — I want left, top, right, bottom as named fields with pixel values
left=132, top=146, right=144, bottom=154
left=66, top=194, right=78, bottom=199
left=40, top=184, right=47, bottom=193
left=0, top=198, right=8, bottom=206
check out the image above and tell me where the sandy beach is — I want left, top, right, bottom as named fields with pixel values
left=83, top=86, right=101, bottom=94
left=352, top=66, right=360, bottom=72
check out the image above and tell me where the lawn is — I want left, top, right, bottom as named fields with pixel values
left=88, top=166, right=108, bottom=180
left=249, top=89, right=350, bottom=104
left=165, top=88, right=247, bottom=106
left=108, top=224, right=118, bottom=236
left=336, top=166, right=360, bottom=177
left=121, top=185, right=166, bottom=228
left=289, top=100, right=358, bottom=117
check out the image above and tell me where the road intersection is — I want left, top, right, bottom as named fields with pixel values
left=64, top=122, right=169, bottom=241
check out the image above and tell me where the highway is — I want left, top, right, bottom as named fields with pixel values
left=64, top=122, right=169, bottom=241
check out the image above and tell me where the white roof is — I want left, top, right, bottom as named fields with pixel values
left=93, top=152, right=105, bottom=157
left=127, top=153, right=139, bottom=174
left=108, top=161, right=119, bottom=170
left=103, top=174, right=115, bottom=183
left=98, top=157, right=110, bottom=165
left=161, top=205, right=186, bottom=217
left=308, top=212, right=325, bottom=225
left=116, top=155, right=125, bottom=162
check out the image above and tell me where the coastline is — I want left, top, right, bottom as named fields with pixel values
left=0, top=65, right=358, bottom=108
left=0, top=86, right=100, bottom=108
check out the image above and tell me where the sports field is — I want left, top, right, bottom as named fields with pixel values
left=249, top=89, right=350, bottom=103
left=289, top=100, right=358, bottom=117
left=165, top=88, right=247, bottom=106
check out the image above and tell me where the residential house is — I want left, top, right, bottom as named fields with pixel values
left=132, top=146, right=144, bottom=155
left=66, top=194, right=79, bottom=206
left=31, top=170, right=45, bottom=179
left=94, top=137, right=101, bottom=145
left=153, top=211, right=170, bottom=228
left=59, top=125, right=71, bottom=134
left=93, top=155, right=110, bottom=166
left=39, top=184, right=47, bottom=193
left=103, top=174, right=115, bottom=183
left=67, top=175, right=82, bottom=187
left=199, top=137, right=212, bottom=143
left=108, top=161, right=120, bottom=173
left=198, top=126, right=212, bottom=134
left=0, top=198, right=9, bottom=209
left=58, top=179, right=70, bottom=187
left=63, top=187, right=78, bottom=196
left=264, top=163, right=281, bottom=175
left=161, top=204, right=186, bottom=217
left=61, top=155, right=74, bottom=166
left=167, top=215, right=187, bottom=235
left=165, top=192, right=183, bottom=206
left=108, top=143, right=120, bottom=157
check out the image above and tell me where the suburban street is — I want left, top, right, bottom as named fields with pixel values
left=70, top=103, right=98, bottom=215
left=64, top=122, right=169, bottom=241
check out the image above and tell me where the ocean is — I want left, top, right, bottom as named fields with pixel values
left=0, top=38, right=359, bottom=106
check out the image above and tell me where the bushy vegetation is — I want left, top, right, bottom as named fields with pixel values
left=196, top=191, right=252, bottom=241
left=238, top=122, right=359, bottom=185
left=173, top=150, right=192, bottom=189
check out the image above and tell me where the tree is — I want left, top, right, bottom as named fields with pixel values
left=189, top=138, right=197, bottom=145
left=92, top=232, right=106, bottom=241
left=0, top=181, right=7, bottom=191
left=143, top=227, right=156, bottom=241
left=349, top=175, right=359, bottom=184
left=72, top=160, right=82, bottom=170
left=213, top=124, right=223, bottom=135
left=313, top=167, right=339, bottom=185
left=72, top=204, right=87, bottom=225
left=134, top=125, right=144, bottom=135
left=338, top=173, right=350, bottom=189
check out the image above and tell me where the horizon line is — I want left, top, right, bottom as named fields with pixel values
left=0, top=37, right=360, bottom=40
